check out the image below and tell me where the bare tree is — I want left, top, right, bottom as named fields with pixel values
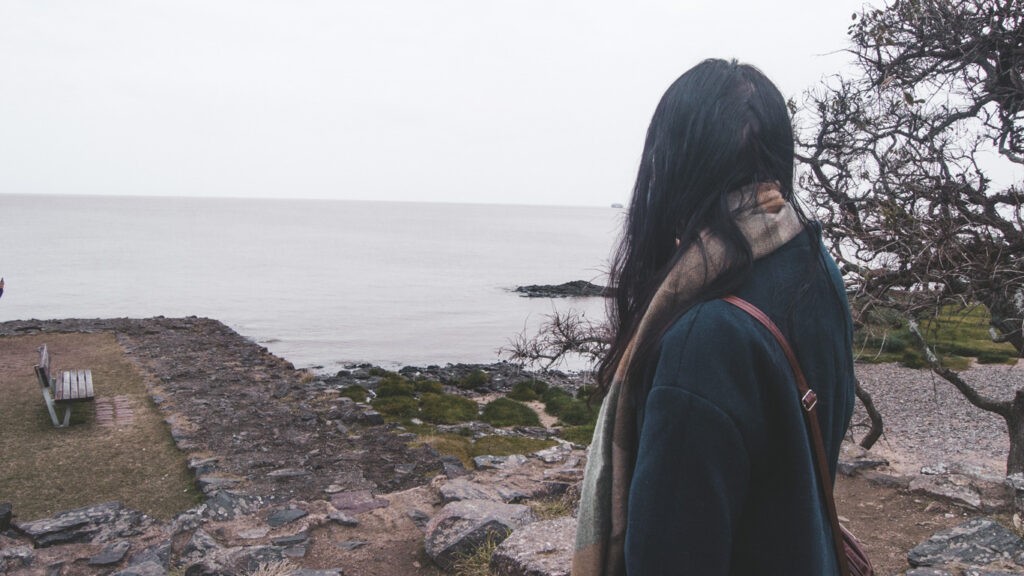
left=797, top=0, right=1024, bottom=471
left=502, top=308, right=610, bottom=372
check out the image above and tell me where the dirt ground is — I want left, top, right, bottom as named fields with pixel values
left=0, top=320, right=1011, bottom=576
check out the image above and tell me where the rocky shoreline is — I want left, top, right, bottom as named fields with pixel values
left=2, top=317, right=1024, bottom=575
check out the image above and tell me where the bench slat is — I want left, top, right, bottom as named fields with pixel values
left=57, top=370, right=69, bottom=401
left=84, top=370, right=94, bottom=398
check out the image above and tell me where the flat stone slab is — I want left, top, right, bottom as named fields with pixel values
left=425, top=499, right=535, bottom=571
left=490, top=516, right=575, bottom=576
left=89, top=540, right=131, bottom=566
left=908, top=517, right=1024, bottom=568
left=910, top=474, right=983, bottom=510
left=15, top=501, right=147, bottom=548
left=266, top=508, right=308, bottom=527
left=330, top=490, right=390, bottom=515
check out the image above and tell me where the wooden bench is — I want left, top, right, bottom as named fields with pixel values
left=33, top=344, right=95, bottom=427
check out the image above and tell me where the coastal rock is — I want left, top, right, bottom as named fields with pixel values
left=907, top=517, right=1024, bottom=568
left=424, top=499, right=535, bottom=570
left=266, top=507, right=308, bottom=527
left=201, top=490, right=263, bottom=521
left=513, top=281, right=607, bottom=298
left=439, top=478, right=502, bottom=503
left=490, top=516, right=576, bottom=576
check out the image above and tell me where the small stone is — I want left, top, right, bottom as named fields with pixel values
left=267, top=468, right=310, bottom=479
left=0, top=546, right=34, bottom=569
left=407, top=509, right=432, bottom=529
left=337, top=539, right=369, bottom=551
left=237, top=527, right=270, bottom=540
left=89, top=541, right=131, bottom=566
left=330, top=490, right=389, bottom=515
left=282, top=545, right=308, bottom=559
left=267, top=508, right=308, bottom=527
left=325, top=484, right=345, bottom=494
left=272, top=529, right=309, bottom=547
left=328, top=511, right=359, bottom=527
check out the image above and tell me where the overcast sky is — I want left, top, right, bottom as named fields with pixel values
left=0, top=0, right=866, bottom=206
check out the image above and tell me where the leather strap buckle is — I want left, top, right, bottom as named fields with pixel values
left=801, top=390, right=818, bottom=412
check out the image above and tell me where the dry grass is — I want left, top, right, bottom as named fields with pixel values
left=0, top=332, right=200, bottom=521
left=451, top=534, right=500, bottom=576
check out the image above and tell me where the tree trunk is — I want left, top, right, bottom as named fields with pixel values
left=855, top=380, right=884, bottom=450
left=1006, top=391, right=1024, bottom=476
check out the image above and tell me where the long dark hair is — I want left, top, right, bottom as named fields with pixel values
left=598, top=58, right=801, bottom=391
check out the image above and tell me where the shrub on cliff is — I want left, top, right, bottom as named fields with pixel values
left=420, top=393, right=478, bottom=424
left=339, top=385, right=370, bottom=403
left=414, top=379, right=445, bottom=394
left=372, top=396, right=418, bottom=419
left=541, top=388, right=573, bottom=416
left=508, top=378, right=548, bottom=402
left=456, top=369, right=490, bottom=390
left=481, top=398, right=540, bottom=427
left=376, top=379, right=415, bottom=398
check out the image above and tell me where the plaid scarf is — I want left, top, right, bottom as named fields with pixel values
left=571, top=184, right=805, bottom=576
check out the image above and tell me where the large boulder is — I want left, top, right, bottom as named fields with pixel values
left=424, top=499, right=535, bottom=570
left=15, top=502, right=151, bottom=548
left=490, top=516, right=576, bottom=576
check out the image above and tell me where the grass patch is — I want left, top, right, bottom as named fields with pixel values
left=855, top=304, right=1019, bottom=368
left=481, top=398, right=540, bottom=427
left=413, top=379, right=445, bottom=395
left=451, top=533, right=501, bottom=576
left=420, top=393, right=479, bottom=424
left=559, top=424, right=596, bottom=446
left=376, top=378, right=415, bottom=398
left=414, top=434, right=556, bottom=469
left=527, top=495, right=574, bottom=520
left=0, top=332, right=201, bottom=521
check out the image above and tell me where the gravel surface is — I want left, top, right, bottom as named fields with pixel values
left=852, top=361, right=1022, bottom=477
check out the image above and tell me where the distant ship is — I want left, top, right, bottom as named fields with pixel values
left=611, top=203, right=624, bottom=208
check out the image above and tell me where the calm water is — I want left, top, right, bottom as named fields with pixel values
left=0, top=195, right=621, bottom=371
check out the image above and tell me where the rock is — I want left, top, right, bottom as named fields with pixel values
left=128, top=541, right=172, bottom=569
left=424, top=499, right=536, bottom=571
left=202, top=490, right=263, bottom=521
left=267, top=467, right=311, bottom=479
left=330, top=490, right=390, bottom=515
left=15, top=501, right=150, bottom=548
left=838, top=453, right=889, bottom=476
left=513, top=281, right=607, bottom=298
left=474, top=454, right=528, bottom=470
left=266, top=507, right=309, bottom=527
left=441, top=455, right=468, bottom=478
left=293, top=570, right=343, bottom=576
left=490, top=516, right=576, bottom=576
left=440, top=478, right=502, bottom=503
left=0, top=502, right=12, bottom=531
left=360, top=410, right=385, bottom=425
left=283, top=545, right=308, bottom=558
left=905, top=569, right=953, bottom=576
left=181, top=529, right=222, bottom=560
left=227, top=545, right=285, bottom=573
left=196, top=475, right=241, bottom=494
left=908, top=517, right=1024, bottom=568
left=910, top=475, right=983, bottom=509
left=337, top=539, right=369, bottom=551
left=111, top=561, right=166, bottom=576
left=0, top=546, right=34, bottom=569
left=328, top=511, right=359, bottom=527
left=272, top=529, right=309, bottom=547
left=408, top=509, right=432, bottom=529
left=534, top=444, right=573, bottom=464
left=89, top=540, right=132, bottom=566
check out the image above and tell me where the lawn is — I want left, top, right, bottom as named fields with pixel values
left=0, top=332, right=200, bottom=521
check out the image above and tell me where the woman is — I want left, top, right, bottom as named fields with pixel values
left=572, top=59, right=856, bottom=575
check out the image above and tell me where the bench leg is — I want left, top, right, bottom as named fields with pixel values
left=41, top=389, right=71, bottom=428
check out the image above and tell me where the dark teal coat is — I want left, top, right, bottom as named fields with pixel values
left=625, top=227, right=856, bottom=575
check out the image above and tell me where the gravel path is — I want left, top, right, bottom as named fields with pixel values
left=852, top=361, right=1022, bottom=477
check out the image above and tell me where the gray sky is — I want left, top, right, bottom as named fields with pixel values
left=0, top=0, right=865, bottom=206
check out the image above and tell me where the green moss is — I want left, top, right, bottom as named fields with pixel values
left=339, top=385, right=370, bottom=403
left=420, top=393, right=479, bottom=424
left=372, top=396, right=419, bottom=419
left=481, top=398, right=540, bottom=427
left=456, top=369, right=490, bottom=390
left=416, top=434, right=474, bottom=468
left=559, top=424, right=596, bottom=446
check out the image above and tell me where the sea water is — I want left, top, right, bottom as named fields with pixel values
left=0, top=194, right=621, bottom=371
